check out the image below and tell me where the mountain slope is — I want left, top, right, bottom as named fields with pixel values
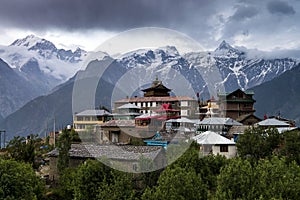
left=2, top=42, right=300, bottom=138
left=0, top=35, right=109, bottom=117
left=0, top=57, right=125, bottom=139
left=0, top=59, right=42, bottom=117
left=253, top=64, right=300, bottom=124
left=185, top=41, right=297, bottom=91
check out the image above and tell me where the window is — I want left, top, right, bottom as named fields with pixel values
left=76, top=116, right=83, bottom=121
left=100, top=131, right=103, bottom=140
left=111, top=131, right=119, bottom=143
left=181, top=101, right=188, bottom=106
left=220, top=145, right=228, bottom=152
left=132, top=163, right=138, bottom=172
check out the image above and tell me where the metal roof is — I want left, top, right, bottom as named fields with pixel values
left=76, top=109, right=112, bottom=116
left=135, top=113, right=159, bottom=119
left=192, top=131, right=235, bottom=145
left=255, top=118, right=290, bottom=127
left=166, top=117, right=194, bottom=123
left=117, top=103, right=141, bottom=109
left=100, top=120, right=135, bottom=127
left=197, top=117, right=243, bottom=126
left=115, top=96, right=195, bottom=103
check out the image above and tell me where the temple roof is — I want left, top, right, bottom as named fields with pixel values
left=115, top=96, right=194, bottom=103
left=141, top=77, right=171, bottom=97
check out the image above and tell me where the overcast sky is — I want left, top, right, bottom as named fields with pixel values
left=1, top=0, right=300, bottom=52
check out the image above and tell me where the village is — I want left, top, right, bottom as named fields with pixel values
left=44, top=77, right=298, bottom=180
left=1, top=77, right=299, bottom=200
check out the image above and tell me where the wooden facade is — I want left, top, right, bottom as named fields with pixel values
left=142, top=77, right=171, bottom=97
left=218, top=89, right=256, bottom=120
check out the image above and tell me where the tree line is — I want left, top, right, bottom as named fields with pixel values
left=0, top=127, right=299, bottom=199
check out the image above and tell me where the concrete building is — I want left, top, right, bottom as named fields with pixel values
left=192, top=131, right=237, bottom=158
left=73, top=109, right=112, bottom=132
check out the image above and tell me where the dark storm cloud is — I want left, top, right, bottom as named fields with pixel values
left=0, top=0, right=218, bottom=31
left=267, top=0, right=295, bottom=15
left=230, top=6, right=259, bottom=21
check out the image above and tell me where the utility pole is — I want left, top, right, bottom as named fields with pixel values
left=53, top=118, right=56, bottom=147
left=0, top=130, right=5, bottom=149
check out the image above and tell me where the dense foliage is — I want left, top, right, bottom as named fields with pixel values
left=236, top=127, right=281, bottom=161
left=0, top=159, right=44, bottom=200
left=216, top=157, right=300, bottom=199
left=6, top=134, right=48, bottom=169
left=1, top=127, right=300, bottom=199
left=56, top=128, right=81, bottom=175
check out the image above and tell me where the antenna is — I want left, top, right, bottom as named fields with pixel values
left=53, top=117, right=56, bottom=147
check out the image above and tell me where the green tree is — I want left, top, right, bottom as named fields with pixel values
left=236, top=127, right=281, bottom=161
left=0, top=159, right=44, bottom=200
left=170, top=141, right=227, bottom=192
left=73, top=159, right=112, bottom=200
left=256, top=156, right=300, bottom=199
left=70, top=128, right=81, bottom=143
left=7, top=134, right=42, bottom=168
left=216, top=156, right=300, bottom=199
left=97, top=170, right=135, bottom=200
left=57, top=128, right=72, bottom=174
left=280, top=129, right=300, bottom=164
left=216, top=158, right=259, bottom=199
left=142, top=166, right=207, bottom=200
left=165, top=140, right=192, bottom=165
left=56, top=167, right=78, bottom=200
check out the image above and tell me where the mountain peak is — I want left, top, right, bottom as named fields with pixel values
left=215, top=40, right=234, bottom=51
left=214, top=40, right=243, bottom=58
left=157, top=45, right=179, bottom=56
left=11, top=35, right=43, bottom=47
left=10, top=34, right=57, bottom=52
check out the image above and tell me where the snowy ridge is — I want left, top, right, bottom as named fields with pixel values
left=0, top=35, right=299, bottom=118
left=0, top=35, right=110, bottom=84
left=112, top=41, right=298, bottom=98
left=0, top=35, right=109, bottom=117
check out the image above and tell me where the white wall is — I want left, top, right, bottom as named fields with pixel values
left=181, top=101, right=188, bottom=107
left=212, top=145, right=237, bottom=158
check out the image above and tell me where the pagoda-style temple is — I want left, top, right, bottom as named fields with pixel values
left=142, top=76, right=171, bottom=97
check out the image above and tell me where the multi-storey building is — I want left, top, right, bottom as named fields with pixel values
left=114, top=78, right=198, bottom=118
left=73, top=109, right=112, bottom=132
left=218, top=89, right=256, bottom=120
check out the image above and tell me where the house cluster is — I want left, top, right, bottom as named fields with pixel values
left=48, top=77, right=297, bottom=179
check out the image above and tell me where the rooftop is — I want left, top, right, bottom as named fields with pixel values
left=115, top=96, right=195, bottom=103
left=48, top=144, right=162, bottom=161
left=197, top=117, right=243, bottom=126
left=75, top=109, right=112, bottom=116
left=100, top=120, right=135, bottom=127
left=255, top=118, right=290, bottom=127
left=117, top=103, right=141, bottom=109
left=192, top=131, right=235, bottom=145
left=218, top=89, right=255, bottom=96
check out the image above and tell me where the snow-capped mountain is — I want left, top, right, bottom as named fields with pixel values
left=185, top=41, right=297, bottom=92
left=0, top=35, right=108, bottom=117
left=1, top=35, right=88, bottom=81
left=10, top=34, right=86, bottom=62
left=108, top=42, right=298, bottom=99
left=0, top=58, right=42, bottom=118
left=1, top=38, right=300, bottom=137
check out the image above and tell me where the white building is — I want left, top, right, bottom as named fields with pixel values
left=192, top=131, right=237, bottom=158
